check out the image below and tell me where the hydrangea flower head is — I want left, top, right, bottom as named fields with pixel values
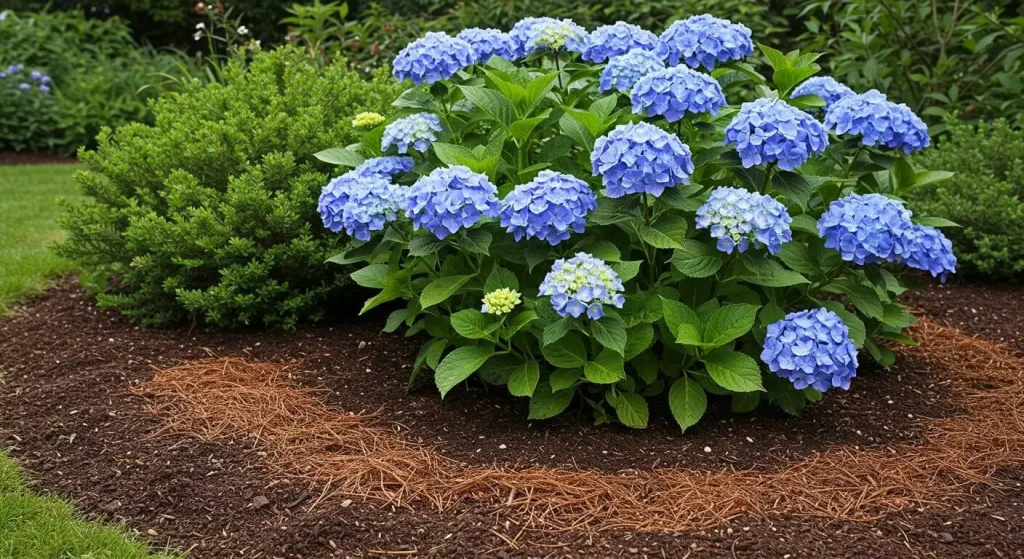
left=352, top=112, right=386, bottom=128
left=539, top=253, right=626, bottom=319
left=902, top=225, right=957, bottom=281
left=817, top=193, right=914, bottom=265
left=658, top=14, right=753, bottom=71
left=599, top=49, right=665, bottom=93
left=761, top=308, right=859, bottom=392
left=724, top=98, right=829, bottom=171
left=791, top=76, right=855, bottom=112
left=18, top=82, right=30, bottom=91
left=582, top=22, right=660, bottom=63
left=696, top=187, right=793, bottom=255
left=404, top=165, right=499, bottom=239
left=499, top=171, right=597, bottom=246
left=824, top=90, right=930, bottom=154
left=353, top=156, right=414, bottom=178
left=527, top=18, right=588, bottom=54
left=392, top=32, right=475, bottom=85
left=481, top=288, right=521, bottom=315
left=591, top=121, right=693, bottom=198
left=381, top=113, right=443, bottom=154
left=456, top=28, right=516, bottom=63
left=38, top=84, right=51, bottom=93
left=509, top=17, right=558, bottom=58
left=318, top=172, right=405, bottom=241
left=630, top=64, right=727, bottom=122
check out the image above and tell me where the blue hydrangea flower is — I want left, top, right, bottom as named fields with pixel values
left=761, top=308, right=859, bottom=392
left=658, top=14, right=753, bottom=71
left=817, top=193, right=914, bottom=265
left=30, top=70, right=41, bottom=80
left=824, top=90, right=930, bottom=154
left=0, top=72, right=6, bottom=79
left=18, top=82, right=30, bottom=91
left=38, top=84, right=51, bottom=93
left=353, top=156, right=414, bottom=178
left=404, top=165, right=499, bottom=239
left=696, top=187, right=792, bottom=255
left=724, top=98, right=829, bottom=171
left=630, top=65, right=726, bottom=122
left=455, top=28, right=516, bottom=63
left=527, top=18, right=589, bottom=54
left=582, top=22, right=661, bottom=63
left=791, top=76, right=855, bottom=112
left=499, top=171, right=598, bottom=246
left=392, top=32, right=475, bottom=85
left=318, top=172, right=405, bottom=241
left=539, top=253, right=626, bottom=319
left=591, top=122, right=693, bottom=198
left=509, top=17, right=558, bottom=59
left=381, top=113, right=443, bottom=154
left=6, top=64, right=22, bottom=74
left=599, top=49, right=665, bottom=93
left=902, top=225, right=957, bottom=281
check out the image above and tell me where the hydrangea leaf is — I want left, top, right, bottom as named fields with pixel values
left=702, top=348, right=764, bottom=392
left=507, top=360, right=540, bottom=397
left=671, top=240, right=725, bottom=278
left=624, top=323, right=655, bottom=360
left=611, top=260, right=642, bottom=282
left=528, top=379, right=575, bottom=420
left=484, top=266, right=519, bottom=292
left=584, top=350, right=626, bottom=384
left=505, top=310, right=538, bottom=336
left=435, top=346, right=495, bottom=398
left=542, top=317, right=572, bottom=346
left=458, top=85, right=516, bottom=128
left=350, top=263, right=389, bottom=289
left=660, top=297, right=703, bottom=346
left=541, top=333, right=587, bottom=368
left=549, top=368, right=580, bottom=392
left=608, top=391, right=649, bottom=428
left=735, top=255, right=809, bottom=287
left=639, top=225, right=684, bottom=250
left=702, top=303, right=760, bottom=348
left=314, top=147, right=365, bottom=167
left=591, top=314, right=628, bottom=356
left=450, top=309, right=493, bottom=340
left=420, top=274, right=474, bottom=308
left=669, top=377, right=707, bottom=433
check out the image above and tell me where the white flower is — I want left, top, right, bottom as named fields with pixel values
left=195, top=22, right=205, bottom=30
left=237, top=25, right=249, bottom=35
left=193, top=31, right=203, bottom=41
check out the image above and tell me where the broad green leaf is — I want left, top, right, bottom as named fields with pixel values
left=506, top=310, right=538, bottom=336
left=608, top=391, right=649, bottom=428
left=558, top=112, right=595, bottom=149
left=450, top=309, right=493, bottom=340
left=420, top=274, right=474, bottom=308
left=541, top=333, right=587, bottom=368
left=770, top=171, right=825, bottom=208
left=408, top=236, right=446, bottom=256
left=591, top=315, right=627, bottom=356
left=882, top=303, right=917, bottom=329
left=584, top=350, right=625, bottom=384
left=703, top=303, right=760, bottom=348
left=542, top=316, right=572, bottom=346
left=790, top=213, right=819, bottom=235
left=777, top=242, right=818, bottom=276
left=765, top=375, right=806, bottom=416
left=671, top=240, right=724, bottom=278
left=612, top=260, right=642, bottom=282
left=528, top=379, right=575, bottom=420
left=509, top=115, right=548, bottom=141
left=550, top=368, right=580, bottom=392
left=736, top=255, right=809, bottom=287
left=660, top=297, right=703, bottom=346
left=865, top=338, right=896, bottom=368
left=484, top=266, right=519, bottom=291
left=432, top=142, right=478, bottom=167
left=507, top=360, right=540, bottom=397
left=458, top=85, right=516, bottom=127
left=639, top=225, right=684, bottom=249
left=914, top=216, right=961, bottom=228
left=435, top=346, right=494, bottom=398
left=408, top=338, right=446, bottom=392
left=314, top=147, right=365, bottom=167
left=836, top=283, right=885, bottom=320
left=350, top=264, right=389, bottom=289
left=590, top=94, right=618, bottom=120
left=392, top=88, right=435, bottom=110
left=384, top=309, right=410, bottom=333
left=584, top=241, right=622, bottom=262
left=731, top=392, right=761, bottom=413
left=669, top=377, right=707, bottom=433
left=913, top=170, right=955, bottom=187
left=702, top=349, right=764, bottom=392
left=774, top=67, right=820, bottom=95
left=460, top=229, right=492, bottom=254
left=623, top=323, right=654, bottom=360
left=523, top=72, right=559, bottom=113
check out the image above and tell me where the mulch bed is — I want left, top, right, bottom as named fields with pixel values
left=1, top=278, right=1023, bottom=558
left=0, top=150, right=78, bottom=166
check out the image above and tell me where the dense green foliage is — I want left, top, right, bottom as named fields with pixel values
left=908, top=117, right=1024, bottom=279
left=57, top=47, right=404, bottom=328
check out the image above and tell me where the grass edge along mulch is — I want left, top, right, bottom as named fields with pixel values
left=136, top=317, right=1024, bottom=534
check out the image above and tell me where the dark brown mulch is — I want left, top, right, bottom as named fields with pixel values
left=0, top=279, right=1022, bottom=558
left=904, top=281, right=1024, bottom=355
left=0, top=150, right=78, bottom=166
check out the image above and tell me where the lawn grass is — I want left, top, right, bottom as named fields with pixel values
left=0, top=164, right=83, bottom=315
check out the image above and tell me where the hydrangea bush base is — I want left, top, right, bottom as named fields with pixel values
left=318, top=20, right=957, bottom=431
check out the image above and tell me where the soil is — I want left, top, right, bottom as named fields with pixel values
left=0, top=150, right=78, bottom=166
left=0, top=278, right=1022, bottom=558
left=905, top=281, right=1024, bottom=355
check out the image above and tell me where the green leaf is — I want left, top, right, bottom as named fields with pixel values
left=420, top=274, right=474, bottom=308
left=774, top=67, right=820, bottom=95
left=460, top=229, right=493, bottom=254
left=408, top=338, right=446, bottom=392
left=731, top=392, right=761, bottom=413
left=542, top=316, right=572, bottom=346
left=484, top=266, right=519, bottom=292
left=550, top=368, right=580, bottom=392
left=350, top=264, right=389, bottom=289
left=590, top=315, right=627, bottom=356
left=435, top=346, right=494, bottom=398
left=702, top=349, right=764, bottom=392
left=458, top=85, right=516, bottom=127
left=735, top=255, right=809, bottom=287
left=837, top=283, right=885, bottom=321
left=912, top=170, right=954, bottom=187
left=508, top=115, right=548, bottom=142
left=624, top=324, right=654, bottom=360
left=865, top=338, right=896, bottom=368
left=671, top=240, right=725, bottom=278
left=528, top=379, right=575, bottom=420
left=668, top=377, right=707, bottom=433
left=523, top=72, right=559, bottom=114
left=392, top=88, right=435, bottom=110
left=541, top=333, right=587, bottom=368
left=584, top=350, right=625, bottom=384
left=777, top=242, right=818, bottom=276
left=914, top=216, right=961, bottom=228
left=611, top=260, right=642, bottom=282
left=408, top=236, right=446, bottom=256
left=314, top=147, right=365, bottom=167
left=770, top=171, right=824, bottom=208
left=508, top=360, right=540, bottom=397
left=384, top=309, right=410, bottom=333
left=590, top=94, right=618, bottom=120
left=893, top=158, right=916, bottom=190
left=450, top=309, right=493, bottom=340
left=506, top=310, right=538, bottom=336
left=639, top=225, right=684, bottom=249
left=790, top=213, right=819, bottom=235
left=765, top=375, right=806, bottom=416
left=660, top=297, right=703, bottom=346
left=608, top=391, right=649, bottom=428
left=882, top=303, right=917, bottom=329
left=558, top=112, right=595, bottom=149
left=584, top=241, right=622, bottom=262
left=432, top=142, right=479, bottom=167
left=703, top=304, right=760, bottom=348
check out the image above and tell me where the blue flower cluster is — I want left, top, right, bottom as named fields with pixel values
left=599, top=49, right=665, bottom=93
left=509, top=17, right=557, bottom=59
left=353, top=156, right=414, bottom=178
left=455, top=28, right=516, bottom=63
left=582, top=22, right=661, bottom=63
left=630, top=65, right=726, bottom=122
left=824, top=90, right=930, bottom=154
left=695, top=187, right=793, bottom=255
left=658, top=14, right=753, bottom=71
left=527, top=18, right=589, bottom=54
left=539, top=253, right=626, bottom=319
left=1, top=64, right=52, bottom=93
left=392, top=32, right=475, bottom=85
left=318, top=173, right=405, bottom=241
left=381, top=113, right=443, bottom=154
left=405, top=165, right=499, bottom=239
left=902, top=224, right=957, bottom=281
left=499, top=171, right=598, bottom=246
left=761, top=308, right=859, bottom=392
left=591, top=122, right=693, bottom=198
left=724, top=98, right=829, bottom=171
left=817, top=193, right=914, bottom=265
left=791, top=76, right=854, bottom=111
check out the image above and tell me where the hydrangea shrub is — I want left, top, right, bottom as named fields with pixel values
left=317, top=19, right=958, bottom=430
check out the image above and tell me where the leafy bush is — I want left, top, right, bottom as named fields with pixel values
left=907, top=117, right=1024, bottom=279
left=0, top=65, right=61, bottom=152
left=57, top=47, right=404, bottom=328
left=317, top=18, right=958, bottom=430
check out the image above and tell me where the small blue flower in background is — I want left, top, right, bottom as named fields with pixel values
left=630, top=64, right=726, bottom=122
left=509, top=17, right=558, bottom=59
left=658, top=14, right=753, bottom=71
left=582, top=21, right=661, bottom=63
left=499, top=170, right=598, bottom=246
left=724, top=98, right=829, bottom=171
left=353, top=156, right=415, bottom=179
left=591, top=121, right=693, bottom=198
left=902, top=224, right=957, bottom=281
left=824, top=90, right=930, bottom=154
left=318, top=172, right=405, bottom=241
left=18, top=82, right=30, bottom=91
left=0, top=72, right=7, bottom=79
left=6, top=64, right=22, bottom=74
left=392, top=32, right=475, bottom=85
left=761, top=308, right=859, bottom=392
left=527, top=18, right=589, bottom=54
left=696, top=187, right=793, bottom=255
left=382, top=113, right=443, bottom=154
left=599, top=49, right=665, bottom=93
left=539, top=253, right=626, bottom=319
left=791, top=76, right=855, bottom=112
left=405, top=165, right=499, bottom=239
left=817, top=193, right=914, bottom=265
left=29, top=70, right=41, bottom=80
left=38, top=84, right=50, bottom=93
left=456, top=28, right=516, bottom=64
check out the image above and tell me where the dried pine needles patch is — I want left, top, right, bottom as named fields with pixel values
left=136, top=317, right=1024, bottom=532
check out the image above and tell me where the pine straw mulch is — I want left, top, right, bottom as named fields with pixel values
left=135, top=317, right=1024, bottom=534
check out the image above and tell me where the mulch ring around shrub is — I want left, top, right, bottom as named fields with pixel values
left=1, top=279, right=1023, bottom=558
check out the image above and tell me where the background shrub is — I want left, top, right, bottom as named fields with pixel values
left=907, top=117, right=1024, bottom=280
left=57, top=46, right=404, bottom=328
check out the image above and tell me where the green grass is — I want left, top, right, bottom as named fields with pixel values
left=0, top=164, right=83, bottom=314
